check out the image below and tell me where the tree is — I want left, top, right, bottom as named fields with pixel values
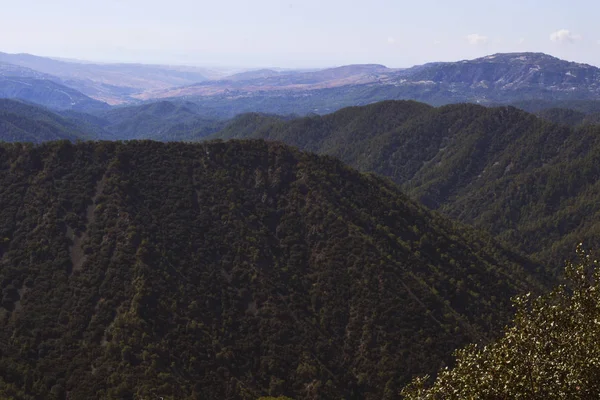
left=402, top=245, right=600, bottom=399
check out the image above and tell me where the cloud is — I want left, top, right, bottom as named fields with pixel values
left=466, top=33, right=488, bottom=45
left=387, top=37, right=396, bottom=45
left=550, top=29, right=582, bottom=43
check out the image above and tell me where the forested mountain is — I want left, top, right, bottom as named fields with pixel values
left=0, top=99, right=92, bottom=143
left=211, top=100, right=600, bottom=270
left=0, top=99, right=275, bottom=142
left=0, top=140, right=542, bottom=399
left=82, top=101, right=228, bottom=141
left=535, top=107, right=600, bottom=126
left=505, top=99, right=600, bottom=114
left=0, top=76, right=109, bottom=112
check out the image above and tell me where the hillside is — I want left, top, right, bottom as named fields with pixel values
left=0, top=99, right=93, bottom=142
left=0, top=76, right=109, bottom=112
left=535, top=107, right=600, bottom=127
left=89, top=101, right=227, bottom=141
left=3, top=51, right=600, bottom=117
left=0, top=140, right=541, bottom=399
left=127, top=52, right=600, bottom=118
left=141, top=64, right=395, bottom=100
left=395, top=53, right=600, bottom=102
left=211, top=100, right=600, bottom=270
left=0, top=52, right=222, bottom=105
left=0, top=99, right=245, bottom=142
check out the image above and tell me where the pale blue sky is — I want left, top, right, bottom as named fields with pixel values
left=0, top=0, right=598, bottom=68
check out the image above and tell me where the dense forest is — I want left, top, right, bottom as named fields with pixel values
left=6, top=97, right=600, bottom=272
left=0, top=140, right=543, bottom=399
left=402, top=246, right=600, bottom=398
left=0, top=99, right=91, bottom=143
left=0, top=99, right=230, bottom=143
left=211, top=100, right=600, bottom=272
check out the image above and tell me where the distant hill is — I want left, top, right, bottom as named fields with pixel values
left=139, top=64, right=395, bottom=100
left=0, top=140, right=542, bottom=399
left=0, top=99, right=93, bottom=142
left=0, top=52, right=222, bottom=105
left=0, top=76, right=109, bottom=112
left=504, top=99, right=600, bottom=114
left=224, top=69, right=291, bottom=81
left=0, top=62, right=54, bottom=79
left=83, top=101, right=228, bottom=141
left=395, top=53, right=600, bottom=102
left=211, top=100, right=600, bottom=271
left=534, top=107, right=600, bottom=126
left=0, top=98, right=238, bottom=142
left=130, top=52, right=600, bottom=118
left=2, top=51, right=600, bottom=114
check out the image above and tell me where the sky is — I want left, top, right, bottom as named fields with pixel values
left=0, top=0, right=599, bottom=68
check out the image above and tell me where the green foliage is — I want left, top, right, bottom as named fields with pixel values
left=402, top=245, right=600, bottom=399
left=0, top=140, right=542, bottom=399
left=89, top=100, right=229, bottom=141
left=0, top=99, right=92, bottom=143
left=534, top=107, right=600, bottom=127
left=210, top=100, right=600, bottom=273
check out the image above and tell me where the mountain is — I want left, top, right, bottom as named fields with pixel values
left=0, top=140, right=542, bottom=399
left=393, top=52, right=600, bottom=102
left=127, top=53, right=600, bottom=118
left=77, top=101, right=229, bottom=141
left=3, top=51, right=599, bottom=116
left=223, top=69, right=293, bottom=81
left=0, top=52, right=226, bottom=105
left=211, top=100, right=600, bottom=271
left=504, top=99, right=600, bottom=114
left=535, top=107, right=600, bottom=126
left=136, top=64, right=394, bottom=100
left=0, top=97, right=267, bottom=142
left=0, top=76, right=110, bottom=112
left=0, top=99, right=93, bottom=142
left=0, top=63, right=54, bottom=79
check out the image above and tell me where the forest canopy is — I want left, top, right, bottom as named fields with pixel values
left=402, top=246, right=600, bottom=399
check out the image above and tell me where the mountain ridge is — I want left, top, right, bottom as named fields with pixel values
left=4, top=51, right=599, bottom=114
left=0, top=139, right=543, bottom=399
left=210, top=100, right=600, bottom=270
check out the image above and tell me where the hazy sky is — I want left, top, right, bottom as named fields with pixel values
left=1, top=0, right=599, bottom=68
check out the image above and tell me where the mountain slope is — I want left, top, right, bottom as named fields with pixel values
left=130, top=52, right=600, bottom=118
left=0, top=140, right=541, bottom=399
left=92, top=101, right=226, bottom=140
left=0, top=76, right=109, bottom=112
left=396, top=53, right=600, bottom=100
left=0, top=99, right=93, bottom=142
left=535, top=107, right=600, bottom=126
left=136, top=64, right=395, bottom=100
left=0, top=52, right=224, bottom=104
left=211, top=100, right=600, bottom=270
